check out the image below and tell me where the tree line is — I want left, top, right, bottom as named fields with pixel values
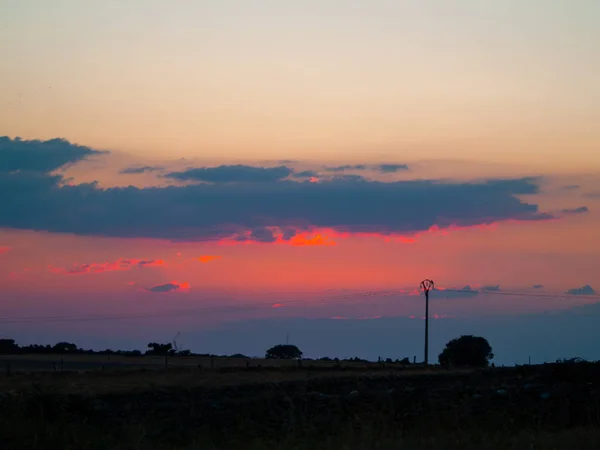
left=0, top=335, right=496, bottom=367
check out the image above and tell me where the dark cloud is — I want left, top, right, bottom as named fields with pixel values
left=323, top=164, right=367, bottom=172
left=120, top=165, right=164, bottom=174
left=0, top=136, right=104, bottom=173
left=436, top=286, right=480, bottom=298
left=565, top=285, right=597, bottom=296
left=234, top=227, right=278, bottom=243
left=146, top=283, right=180, bottom=293
left=291, top=170, right=319, bottom=178
left=560, top=184, right=580, bottom=190
left=532, top=284, right=544, bottom=289
left=379, top=164, right=409, bottom=173
left=165, top=165, right=292, bottom=183
left=482, top=285, right=500, bottom=291
left=562, top=206, right=589, bottom=214
left=0, top=138, right=553, bottom=242
left=330, top=174, right=367, bottom=183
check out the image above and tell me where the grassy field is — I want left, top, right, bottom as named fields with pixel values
left=0, top=353, right=401, bottom=371
left=1, top=357, right=599, bottom=449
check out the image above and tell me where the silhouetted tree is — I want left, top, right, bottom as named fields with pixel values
left=438, top=335, right=493, bottom=368
left=52, top=342, right=78, bottom=354
left=0, top=339, right=20, bottom=354
left=265, top=344, right=302, bottom=359
left=146, top=342, right=173, bottom=355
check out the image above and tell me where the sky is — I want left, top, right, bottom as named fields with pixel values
left=0, top=0, right=599, bottom=365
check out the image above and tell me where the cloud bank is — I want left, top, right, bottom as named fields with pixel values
left=0, top=137, right=553, bottom=243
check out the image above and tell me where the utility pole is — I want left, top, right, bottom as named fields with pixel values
left=420, top=279, right=435, bottom=366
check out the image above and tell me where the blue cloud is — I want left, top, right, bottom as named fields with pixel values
left=482, top=285, right=500, bottom=291
left=0, top=136, right=104, bottom=173
left=146, top=283, right=180, bottom=293
left=166, top=165, right=292, bottom=183
left=120, top=165, right=164, bottom=174
left=291, top=170, right=319, bottom=178
left=565, top=285, right=596, bottom=296
left=562, top=206, right=589, bottom=214
left=323, top=164, right=367, bottom=172
left=379, top=164, right=409, bottom=173
left=0, top=137, right=553, bottom=241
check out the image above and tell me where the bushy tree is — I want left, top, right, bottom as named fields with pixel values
left=52, top=342, right=79, bottom=354
left=438, top=335, right=493, bottom=368
left=265, top=344, right=302, bottom=359
left=0, top=339, right=20, bottom=355
left=146, top=342, right=173, bottom=355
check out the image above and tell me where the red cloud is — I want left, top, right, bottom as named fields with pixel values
left=216, top=222, right=503, bottom=247
left=289, top=233, right=336, bottom=247
left=50, top=258, right=165, bottom=275
left=271, top=303, right=284, bottom=308
left=197, top=255, right=221, bottom=263
left=0, top=246, right=11, bottom=255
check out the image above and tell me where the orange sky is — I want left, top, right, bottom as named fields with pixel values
left=1, top=2, right=599, bottom=362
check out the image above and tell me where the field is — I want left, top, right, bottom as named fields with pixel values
left=0, top=353, right=398, bottom=372
left=1, top=355, right=600, bottom=449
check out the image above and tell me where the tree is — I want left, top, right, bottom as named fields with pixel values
left=146, top=342, right=173, bottom=355
left=52, top=342, right=78, bottom=354
left=0, top=339, right=20, bottom=355
left=265, top=344, right=303, bottom=360
left=438, top=335, right=493, bottom=368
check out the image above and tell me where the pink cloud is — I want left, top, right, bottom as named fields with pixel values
left=0, top=246, right=11, bottom=255
left=49, top=258, right=165, bottom=275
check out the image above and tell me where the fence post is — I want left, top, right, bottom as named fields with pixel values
left=60, top=357, right=64, bottom=371
left=5, top=363, right=10, bottom=377
left=210, top=355, right=215, bottom=369
left=164, top=355, right=168, bottom=370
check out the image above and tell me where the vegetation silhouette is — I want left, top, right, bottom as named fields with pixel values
left=438, top=335, right=494, bottom=368
left=265, top=344, right=303, bottom=359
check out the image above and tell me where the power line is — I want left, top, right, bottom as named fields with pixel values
left=0, top=289, right=399, bottom=325
left=0, top=286, right=596, bottom=325
left=439, top=288, right=600, bottom=300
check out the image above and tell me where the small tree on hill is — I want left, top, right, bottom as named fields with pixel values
left=265, top=344, right=302, bottom=359
left=438, top=335, right=493, bottom=368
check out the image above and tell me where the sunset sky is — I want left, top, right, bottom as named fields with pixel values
left=1, top=0, right=599, bottom=364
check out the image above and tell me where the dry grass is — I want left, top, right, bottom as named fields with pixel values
left=1, top=361, right=599, bottom=449
left=0, top=364, right=468, bottom=394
